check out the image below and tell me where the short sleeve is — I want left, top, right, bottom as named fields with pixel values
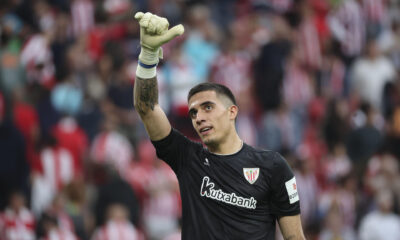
left=151, top=128, right=198, bottom=174
left=270, top=152, right=301, bottom=217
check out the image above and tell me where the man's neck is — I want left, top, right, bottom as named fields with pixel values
left=208, top=132, right=243, bottom=155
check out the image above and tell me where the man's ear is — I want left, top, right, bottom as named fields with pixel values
left=229, top=105, right=239, bottom=120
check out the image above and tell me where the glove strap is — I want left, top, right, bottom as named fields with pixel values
left=136, top=60, right=157, bottom=79
left=136, top=46, right=163, bottom=79
left=138, top=61, right=157, bottom=69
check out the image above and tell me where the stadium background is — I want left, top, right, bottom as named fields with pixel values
left=0, top=0, right=400, bottom=239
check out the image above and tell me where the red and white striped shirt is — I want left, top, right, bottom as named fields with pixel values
left=52, top=117, right=88, bottom=177
left=0, top=208, right=35, bottom=240
left=297, top=17, right=322, bottom=70
left=91, top=220, right=139, bottom=240
left=57, top=212, right=74, bottom=233
left=329, top=0, right=365, bottom=57
left=20, top=34, right=55, bottom=88
left=90, top=131, right=134, bottom=177
left=283, top=61, right=314, bottom=108
left=363, top=0, right=386, bottom=23
left=209, top=51, right=252, bottom=97
left=40, top=147, right=75, bottom=191
left=71, top=0, right=95, bottom=37
left=44, top=209, right=75, bottom=234
left=142, top=165, right=180, bottom=219
left=320, top=56, right=346, bottom=98
left=329, top=58, right=345, bottom=97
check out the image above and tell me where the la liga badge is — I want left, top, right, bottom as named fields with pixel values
left=243, top=168, right=260, bottom=184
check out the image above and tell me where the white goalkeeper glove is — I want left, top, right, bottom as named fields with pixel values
left=135, top=12, right=184, bottom=78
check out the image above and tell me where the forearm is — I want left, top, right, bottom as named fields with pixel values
left=133, top=75, right=171, bottom=141
left=133, top=76, right=158, bottom=116
left=278, top=215, right=306, bottom=240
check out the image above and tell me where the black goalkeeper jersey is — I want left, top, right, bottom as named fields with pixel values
left=152, top=129, right=300, bottom=240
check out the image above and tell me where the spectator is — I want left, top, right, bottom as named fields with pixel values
left=296, top=0, right=322, bottom=71
left=209, top=31, right=252, bottom=98
left=0, top=92, right=29, bottom=210
left=12, top=87, right=40, bottom=169
left=51, top=116, right=88, bottom=177
left=328, top=0, right=365, bottom=63
left=322, top=143, right=352, bottom=186
left=235, top=87, right=258, bottom=146
left=365, top=150, right=400, bottom=210
left=0, top=14, right=26, bottom=96
left=358, top=189, right=400, bottom=240
left=322, top=98, right=350, bottom=152
left=93, top=166, right=140, bottom=228
left=384, top=103, right=400, bottom=160
left=258, top=104, right=296, bottom=151
left=293, top=158, right=318, bottom=229
left=319, top=204, right=357, bottom=240
left=346, top=102, right=383, bottom=177
left=37, top=213, right=77, bottom=240
left=283, top=48, right=314, bottom=110
left=318, top=174, right=358, bottom=229
left=253, top=15, right=292, bottom=111
left=106, top=58, right=139, bottom=144
left=91, top=204, right=139, bottom=240
left=20, top=31, right=55, bottom=90
left=70, top=0, right=95, bottom=38
left=44, top=194, right=75, bottom=233
left=162, top=42, right=199, bottom=118
left=351, top=38, right=397, bottom=110
left=50, top=12, right=73, bottom=82
left=90, top=116, right=134, bottom=178
left=31, top=134, right=75, bottom=216
left=317, top=40, right=346, bottom=98
left=362, top=0, right=386, bottom=38
left=64, top=179, right=94, bottom=240
left=182, top=5, right=220, bottom=83
left=0, top=191, right=35, bottom=240
left=130, top=140, right=180, bottom=240
left=282, top=48, right=315, bottom=147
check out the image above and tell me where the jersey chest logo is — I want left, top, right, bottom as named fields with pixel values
left=200, top=176, right=257, bottom=209
left=243, top=168, right=260, bottom=184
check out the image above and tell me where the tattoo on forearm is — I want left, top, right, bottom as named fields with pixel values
left=134, top=77, right=158, bottom=115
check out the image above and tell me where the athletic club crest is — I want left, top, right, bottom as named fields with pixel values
left=243, top=168, right=260, bottom=184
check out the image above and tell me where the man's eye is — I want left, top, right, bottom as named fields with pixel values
left=205, top=105, right=212, bottom=111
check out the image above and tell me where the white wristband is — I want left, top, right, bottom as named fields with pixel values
left=136, top=63, right=157, bottom=79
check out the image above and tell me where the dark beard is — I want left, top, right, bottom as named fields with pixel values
left=203, top=138, right=219, bottom=150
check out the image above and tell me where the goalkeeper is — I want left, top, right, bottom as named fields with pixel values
left=133, top=12, right=305, bottom=240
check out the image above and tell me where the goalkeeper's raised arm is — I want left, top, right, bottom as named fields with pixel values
left=133, top=12, right=184, bottom=141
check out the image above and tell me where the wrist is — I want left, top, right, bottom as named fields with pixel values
left=138, top=46, right=163, bottom=65
left=136, top=61, right=157, bottom=79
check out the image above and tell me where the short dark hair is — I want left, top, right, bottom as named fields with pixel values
left=187, top=82, right=237, bottom=105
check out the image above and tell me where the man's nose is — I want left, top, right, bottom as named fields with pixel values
left=195, top=112, right=205, bottom=125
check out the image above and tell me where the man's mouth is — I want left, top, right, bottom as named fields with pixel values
left=199, top=126, right=213, bottom=135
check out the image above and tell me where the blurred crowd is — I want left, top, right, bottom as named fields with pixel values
left=1, top=0, right=400, bottom=239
